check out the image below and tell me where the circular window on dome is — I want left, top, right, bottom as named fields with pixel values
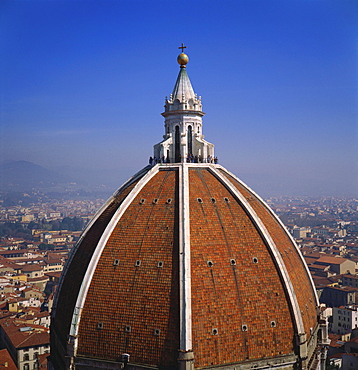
left=211, top=198, right=216, bottom=203
left=125, top=325, right=131, bottom=333
left=224, top=197, right=230, bottom=203
left=212, top=328, right=218, bottom=335
left=154, top=329, right=161, bottom=336
left=197, top=198, right=203, bottom=203
left=157, top=261, right=164, bottom=268
left=230, top=259, right=236, bottom=266
left=242, top=324, right=248, bottom=332
left=139, top=199, right=145, bottom=204
left=135, top=260, right=141, bottom=267
left=252, top=257, right=258, bottom=264
left=270, top=321, right=276, bottom=328
left=153, top=198, right=158, bottom=204
left=207, top=260, right=214, bottom=267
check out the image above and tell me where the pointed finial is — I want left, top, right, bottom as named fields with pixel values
left=177, top=43, right=189, bottom=68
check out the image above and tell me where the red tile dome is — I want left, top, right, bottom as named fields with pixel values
left=50, top=163, right=320, bottom=369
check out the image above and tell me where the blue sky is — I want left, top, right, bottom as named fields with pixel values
left=0, top=0, right=357, bottom=196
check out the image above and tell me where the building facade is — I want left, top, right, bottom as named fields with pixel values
left=331, top=306, right=358, bottom=335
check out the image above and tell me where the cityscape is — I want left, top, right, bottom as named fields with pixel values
left=0, top=190, right=357, bottom=368
left=1, top=1, right=356, bottom=369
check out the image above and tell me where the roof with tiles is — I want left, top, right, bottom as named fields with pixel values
left=21, top=264, right=44, bottom=272
left=312, top=276, right=338, bottom=287
left=0, top=348, right=17, bottom=370
left=1, top=319, right=49, bottom=348
left=316, top=256, right=349, bottom=265
left=50, top=48, right=322, bottom=370
left=51, top=164, right=320, bottom=370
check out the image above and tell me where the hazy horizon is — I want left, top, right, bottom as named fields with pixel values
left=1, top=0, right=357, bottom=197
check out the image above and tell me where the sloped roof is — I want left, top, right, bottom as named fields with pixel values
left=1, top=319, right=49, bottom=348
left=0, top=348, right=17, bottom=369
left=316, top=256, right=349, bottom=265
left=21, top=264, right=43, bottom=272
left=171, top=67, right=196, bottom=102
left=52, top=164, right=319, bottom=369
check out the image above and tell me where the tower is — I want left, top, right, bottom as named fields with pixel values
left=50, top=47, right=326, bottom=370
left=154, top=45, right=214, bottom=163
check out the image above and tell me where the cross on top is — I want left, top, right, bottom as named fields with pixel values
left=178, top=43, right=187, bottom=53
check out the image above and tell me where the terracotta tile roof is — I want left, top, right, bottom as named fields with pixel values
left=0, top=250, right=27, bottom=256
left=188, top=168, right=296, bottom=365
left=44, top=272, right=62, bottom=279
left=329, top=353, right=344, bottom=359
left=329, top=286, right=358, bottom=292
left=304, top=256, right=320, bottom=265
left=309, top=264, right=329, bottom=270
left=34, top=311, right=50, bottom=319
left=301, top=251, right=323, bottom=259
left=52, top=165, right=319, bottom=368
left=219, top=169, right=318, bottom=340
left=1, top=319, right=49, bottom=348
left=77, top=169, right=179, bottom=367
left=27, top=276, right=48, bottom=283
left=328, top=334, right=345, bottom=348
left=38, top=353, right=49, bottom=368
left=316, top=256, right=349, bottom=265
left=51, top=175, right=143, bottom=363
left=0, top=348, right=17, bottom=369
left=342, top=352, right=358, bottom=358
left=21, top=264, right=43, bottom=272
left=312, top=276, right=337, bottom=287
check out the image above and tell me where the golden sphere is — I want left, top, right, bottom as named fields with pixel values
left=177, top=53, right=189, bottom=66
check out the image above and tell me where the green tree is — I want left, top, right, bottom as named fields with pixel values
left=38, top=243, right=55, bottom=251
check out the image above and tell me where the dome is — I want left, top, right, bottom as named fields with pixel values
left=50, top=49, right=326, bottom=370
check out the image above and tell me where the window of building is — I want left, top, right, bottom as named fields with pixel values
left=23, top=364, right=29, bottom=370
left=187, top=125, right=192, bottom=156
left=23, top=354, right=29, bottom=361
left=175, top=126, right=181, bottom=162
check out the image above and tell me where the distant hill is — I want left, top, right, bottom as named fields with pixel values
left=0, top=160, right=77, bottom=192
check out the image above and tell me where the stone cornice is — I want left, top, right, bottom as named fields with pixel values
left=161, top=110, right=205, bottom=118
